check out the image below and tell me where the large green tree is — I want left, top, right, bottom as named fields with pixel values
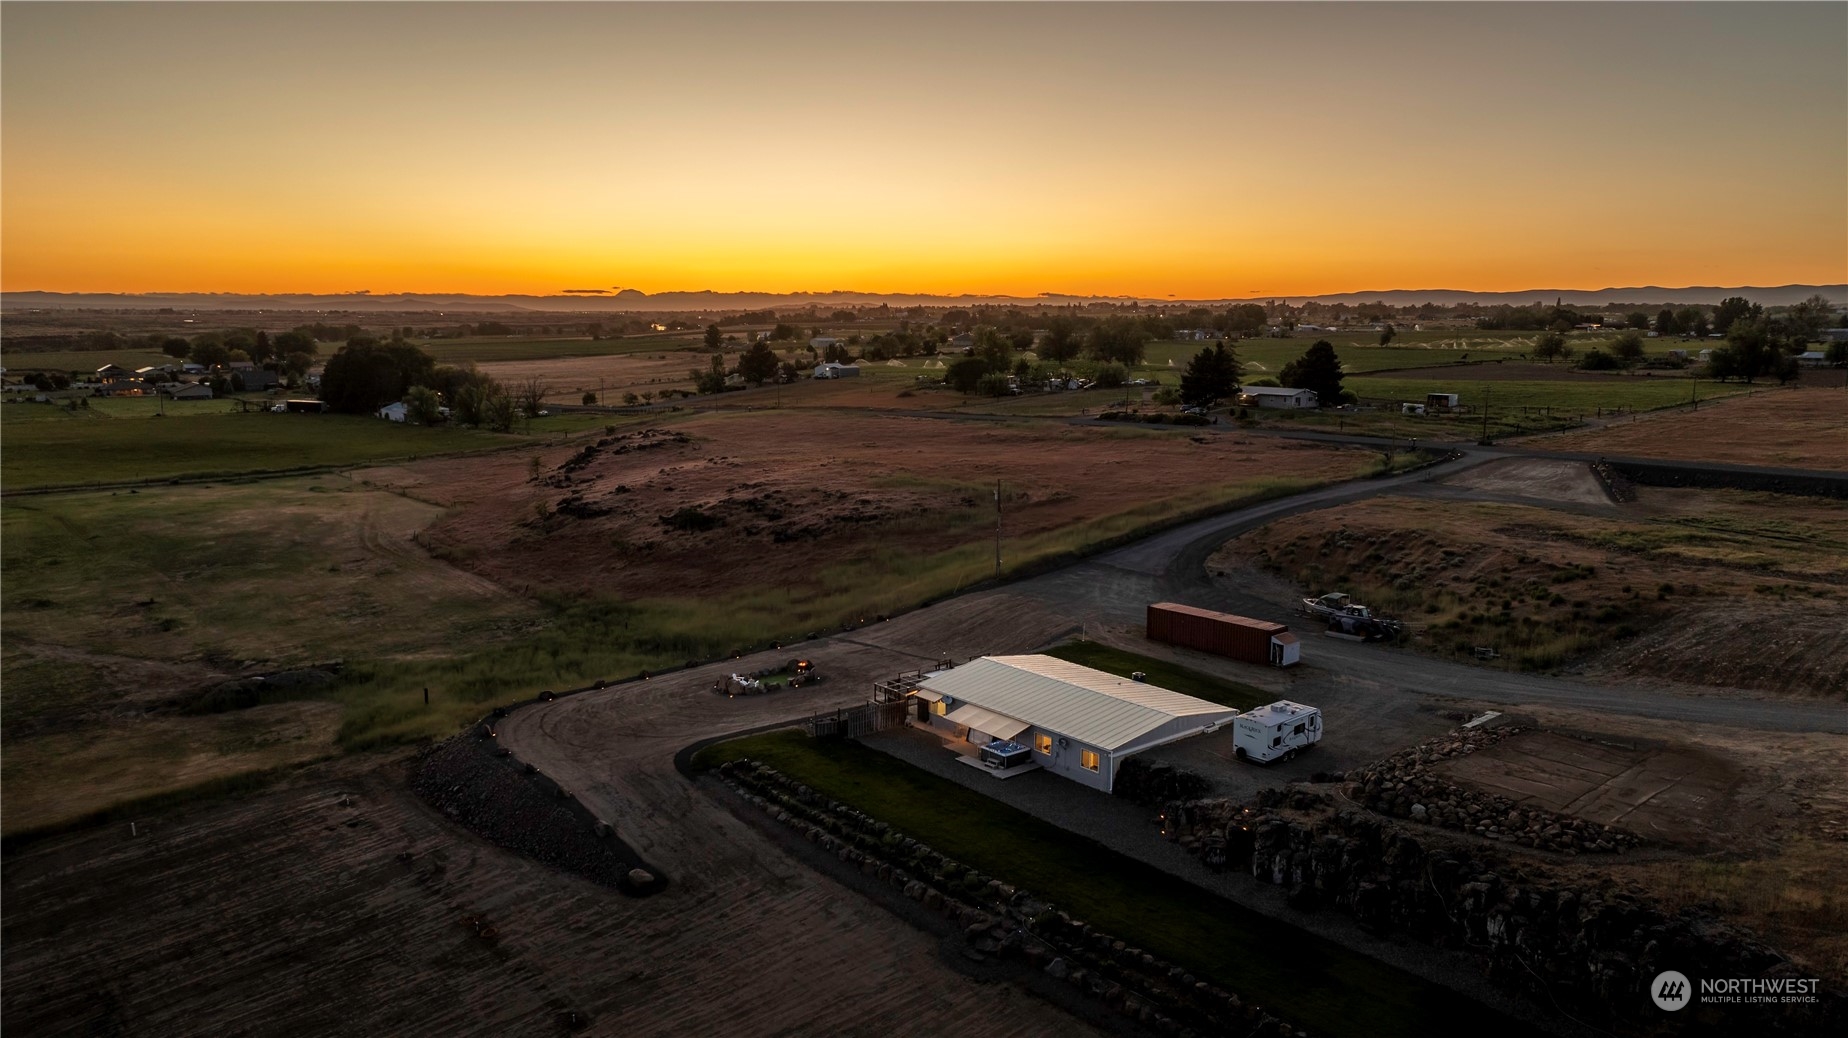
left=1532, top=331, right=1571, bottom=363
left=735, top=341, right=779, bottom=385
left=1278, top=340, right=1344, bottom=406
left=1086, top=317, right=1148, bottom=365
left=1038, top=317, right=1083, bottom=363
left=404, top=385, right=444, bottom=425
left=1609, top=331, right=1646, bottom=369
left=1712, top=296, right=1762, bottom=335
left=1713, top=317, right=1795, bottom=383
left=319, top=339, right=437, bottom=413
left=1178, top=342, right=1241, bottom=409
left=944, top=357, right=989, bottom=394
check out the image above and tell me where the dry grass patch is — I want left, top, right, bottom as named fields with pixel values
left=1535, top=386, right=1847, bottom=469
left=1217, top=488, right=1848, bottom=694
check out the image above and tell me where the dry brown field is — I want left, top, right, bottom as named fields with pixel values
left=1536, top=386, right=1847, bottom=469
left=1214, top=475, right=1848, bottom=695
left=364, top=411, right=1376, bottom=603
left=0, top=748, right=1098, bottom=1038
left=477, top=352, right=702, bottom=404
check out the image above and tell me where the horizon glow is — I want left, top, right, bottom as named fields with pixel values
left=3, top=2, right=1844, bottom=297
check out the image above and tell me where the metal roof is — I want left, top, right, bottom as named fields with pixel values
left=919, top=655, right=1238, bottom=753
left=943, top=704, right=1030, bottom=740
left=1149, top=601, right=1287, bottom=633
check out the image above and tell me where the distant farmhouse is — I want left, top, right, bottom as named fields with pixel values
left=1237, top=386, right=1318, bottom=409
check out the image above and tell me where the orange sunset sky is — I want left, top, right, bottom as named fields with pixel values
left=3, top=2, right=1845, bottom=298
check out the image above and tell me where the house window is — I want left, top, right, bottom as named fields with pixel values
left=932, top=700, right=947, bottom=716
left=1035, top=733, right=1052, bottom=755
left=1079, top=748, right=1100, bottom=772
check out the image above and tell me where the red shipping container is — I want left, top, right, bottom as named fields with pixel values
left=1147, top=602, right=1290, bottom=666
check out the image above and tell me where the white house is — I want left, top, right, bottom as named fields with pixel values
left=907, top=655, right=1241, bottom=793
left=377, top=401, right=409, bottom=422
left=1237, top=386, right=1318, bottom=409
left=810, top=336, right=843, bottom=351
left=163, top=382, right=213, bottom=400
left=1795, top=350, right=1828, bottom=368
left=813, top=362, right=861, bottom=379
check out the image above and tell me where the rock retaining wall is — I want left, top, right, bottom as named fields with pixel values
left=1609, top=460, right=1848, bottom=501
left=715, top=758, right=1311, bottom=1038
left=1155, top=791, right=1839, bottom=1035
left=1344, top=726, right=1642, bottom=854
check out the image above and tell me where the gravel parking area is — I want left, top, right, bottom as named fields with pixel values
left=861, top=723, right=1574, bottom=1035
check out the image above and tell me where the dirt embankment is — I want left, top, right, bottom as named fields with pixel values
left=1213, top=487, right=1848, bottom=696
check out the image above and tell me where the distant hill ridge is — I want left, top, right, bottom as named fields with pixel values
left=3, top=284, right=1841, bottom=312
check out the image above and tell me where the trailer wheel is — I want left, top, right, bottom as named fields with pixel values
left=1283, top=749, right=1297, bottom=762
left=1235, top=747, right=1248, bottom=762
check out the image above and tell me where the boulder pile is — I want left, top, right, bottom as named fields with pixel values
left=410, top=736, right=663, bottom=895
left=1151, top=792, right=1838, bottom=1034
left=1345, top=726, right=1642, bottom=854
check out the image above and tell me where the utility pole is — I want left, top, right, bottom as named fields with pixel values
left=994, top=479, right=1003, bottom=579
left=1480, top=386, right=1491, bottom=444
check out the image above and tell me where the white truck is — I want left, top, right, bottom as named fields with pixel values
left=1233, top=700, right=1322, bottom=763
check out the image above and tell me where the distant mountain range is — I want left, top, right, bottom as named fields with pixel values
left=3, top=285, right=1842, bottom=313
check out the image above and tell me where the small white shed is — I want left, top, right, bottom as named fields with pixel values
left=377, top=401, right=409, bottom=422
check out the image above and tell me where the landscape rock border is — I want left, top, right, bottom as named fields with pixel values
left=714, top=757, right=1312, bottom=1038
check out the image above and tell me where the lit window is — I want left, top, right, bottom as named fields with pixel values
left=1080, top=749, right=1100, bottom=772
left=932, top=700, right=947, bottom=716
left=1035, top=733, right=1052, bottom=755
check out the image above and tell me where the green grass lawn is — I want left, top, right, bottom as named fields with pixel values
left=693, top=731, right=1537, bottom=1038
left=1, top=410, right=519, bottom=490
left=1043, top=640, right=1269, bottom=709
left=1344, top=376, right=1744, bottom=415
left=3, top=396, right=250, bottom=422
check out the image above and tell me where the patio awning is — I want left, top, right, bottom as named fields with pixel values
left=910, top=689, right=943, bottom=703
left=943, top=704, right=1030, bottom=741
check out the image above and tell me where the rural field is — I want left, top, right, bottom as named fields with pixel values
left=0, top=412, right=1388, bottom=834
left=0, top=751, right=1096, bottom=1038
left=0, top=476, right=544, bottom=834
left=1213, top=463, right=1848, bottom=695
left=1534, top=385, right=1848, bottom=469
left=0, top=404, right=531, bottom=491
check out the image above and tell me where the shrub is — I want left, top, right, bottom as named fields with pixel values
left=661, top=506, right=724, bottom=532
